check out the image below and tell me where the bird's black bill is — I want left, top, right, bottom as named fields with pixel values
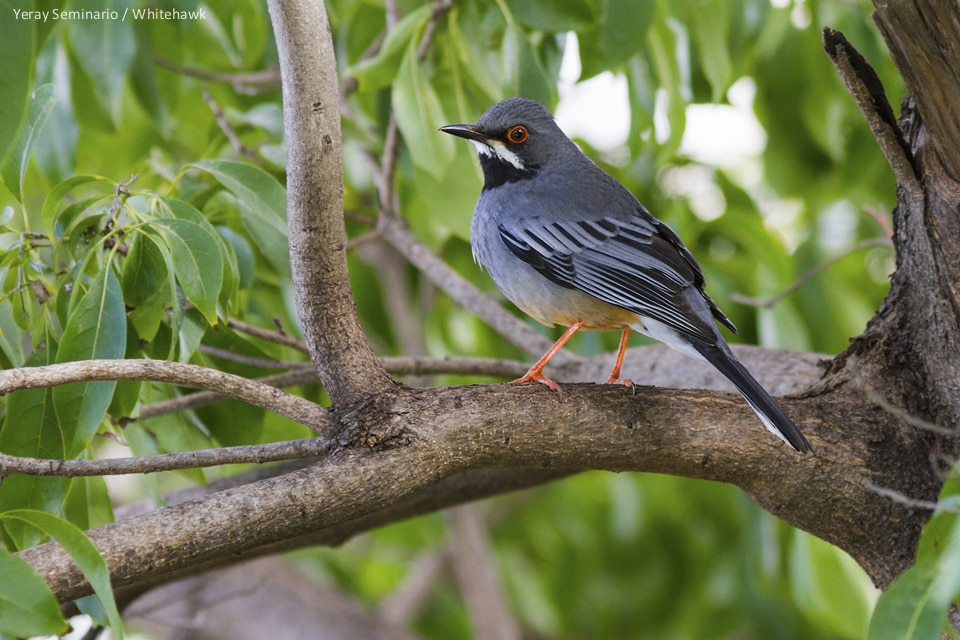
left=439, top=123, right=488, bottom=143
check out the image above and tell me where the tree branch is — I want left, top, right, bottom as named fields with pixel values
left=266, top=0, right=397, bottom=405
left=0, top=360, right=331, bottom=433
left=18, top=377, right=929, bottom=601
left=823, top=26, right=922, bottom=203
left=0, top=437, right=331, bottom=477
left=872, top=0, right=960, bottom=182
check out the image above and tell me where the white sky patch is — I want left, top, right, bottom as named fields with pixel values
left=552, top=35, right=812, bottom=247
left=555, top=33, right=631, bottom=151
left=679, top=77, right=767, bottom=168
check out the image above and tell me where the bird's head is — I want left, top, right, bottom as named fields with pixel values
left=440, top=97, right=570, bottom=187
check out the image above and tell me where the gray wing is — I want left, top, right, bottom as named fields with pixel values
left=497, top=208, right=736, bottom=344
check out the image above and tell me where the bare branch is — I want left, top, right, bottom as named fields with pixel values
left=197, top=344, right=301, bottom=369
left=202, top=90, right=268, bottom=167
left=823, top=26, right=923, bottom=202
left=448, top=505, right=520, bottom=640
left=153, top=56, right=281, bottom=94
left=0, top=437, right=331, bottom=478
left=133, top=365, right=319, bottom=423
left=266, top=0, right=397, bottom=405
left=866, top=483, right=954, bottom=512
left=0, top=360, right=331, bottom=433
left=731, top=237, right=892, bottom=308
left=227, top=318, right=310, bottom=353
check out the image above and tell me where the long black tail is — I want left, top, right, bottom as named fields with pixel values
left=692, top=339, right=811, bottom=453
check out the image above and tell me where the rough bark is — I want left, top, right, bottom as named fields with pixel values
left=12, top=0, right=960, bottom=616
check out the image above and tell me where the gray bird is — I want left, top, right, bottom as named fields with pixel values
left=440, top=97, right=811, bottom=453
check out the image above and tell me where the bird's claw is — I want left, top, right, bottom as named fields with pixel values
left=603, top=376, right=636, bottom=394
left=512, top=370, right=562, bottom=394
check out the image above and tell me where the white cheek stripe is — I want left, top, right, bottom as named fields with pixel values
left=471, top=139, right=525, bottom=171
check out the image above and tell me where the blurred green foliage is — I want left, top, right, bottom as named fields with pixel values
left=3, top=0, right=954, bottom=637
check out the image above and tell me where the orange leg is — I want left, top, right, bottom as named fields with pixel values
left=603, top=327, right=635, bottom=390
left=513, top=321, right=584, bottom=392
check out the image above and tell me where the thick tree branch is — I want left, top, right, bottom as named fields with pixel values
left=19, top=378, right=927, bottom=601
left=266, top=0, right=397, bottom=405
left=873, top=0, right=960, bottom=182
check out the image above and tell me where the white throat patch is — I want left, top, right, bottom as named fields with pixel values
left=472, top=139, right=525, bottom=171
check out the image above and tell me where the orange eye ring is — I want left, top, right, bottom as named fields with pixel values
left=507, top=125, right=528, bottom=144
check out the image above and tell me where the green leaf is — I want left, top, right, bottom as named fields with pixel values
left=149, top=218, right=224, bottom=325
left=868, top=515, right=960, bottom=640
left=66, top=0, right=136, bottom=122
left=0, top=346, right=72, bottom=551
left=647, top=15, right=689, bottom=155
left=447, top=7, right=500, bottom=105
left=41, top=174, right=114, bottom=240
left=0, top=543, right=70, bottom=638
left=867, top=562, right=947, bottom=640
left=346, top=5, right=431, bottom=91
left=789, top=532, right=876, bottom=638
left=501, top=24, right=554, bottom=107
left=1, top=510, right=123, bottom=639
left=579, top=0, right=655, bottom=79
left=155, top=196, right=237, bottom=315
left=190, top=159, right=290, bottom=276
left=53, top=266, right=126, bottom=458
left=693, top=0, right=734, bottom=102
left=0, top=0, right=35, bottom=169
left=393, top=39, right=454, bottom=179
left=217, top=225, right=255, bottom=290
left=503, top=0, right=595, bottom=31
left=0, top=84, right=56, bottom=203
left=122, top=233, right=170, bottom=341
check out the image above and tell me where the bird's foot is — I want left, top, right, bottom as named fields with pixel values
left=603, top=375, right=636, bottom=394
left=512, top=369, right=561, bottom=393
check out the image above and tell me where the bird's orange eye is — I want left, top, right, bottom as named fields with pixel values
left=507, top=125, right=528, bottom=144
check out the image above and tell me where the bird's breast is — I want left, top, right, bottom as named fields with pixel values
left=471, top=205, right=637, bottom=330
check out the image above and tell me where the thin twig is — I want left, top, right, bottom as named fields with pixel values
left=417, top=0, right=453, bottom=60
left=227, top=318, right=310, bottom=353
left=862, top=203, right=893, bottom=238
left=378, top=116, right=402, bottom=218
left=376, top=0, right=453, bottom=219
left=0, top=437, right=332, bottom=478
left=0, top=360, right=331, bottom=434
left=346, top=228, right=383, bottom=251
left=202, top=90, right=268, bottom=167
left=154, top=56, right=281, bottom=94
left=197, top=344, right=302, bottom=369
left=866, top=482, right=959, bottom=513
left=731, top=237, right=892, bottom=308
